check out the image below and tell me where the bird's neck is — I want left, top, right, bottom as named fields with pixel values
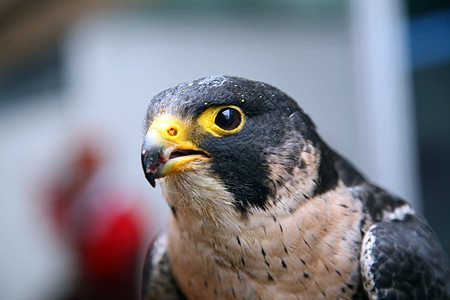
left=163, top=179, right=365, bottom=252
left=160, top=168, right=245, bottom=230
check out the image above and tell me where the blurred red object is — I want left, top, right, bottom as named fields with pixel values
left=79, top=199, right=141, bottom=281
left=47, top=142, right=150, bottom=300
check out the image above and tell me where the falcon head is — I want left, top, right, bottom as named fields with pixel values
left=141, top=75, right=337, bottom=222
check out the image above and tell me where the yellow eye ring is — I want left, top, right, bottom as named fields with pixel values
left=197, top=105, right=245, bottom=137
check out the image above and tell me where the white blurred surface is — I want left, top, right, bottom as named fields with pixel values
left=350, top=0, right=420, bottom=210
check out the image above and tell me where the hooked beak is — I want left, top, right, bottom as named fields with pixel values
left=141, top=117, right=210, bottom=188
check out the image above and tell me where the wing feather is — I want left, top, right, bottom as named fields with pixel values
left=361, top=214, right=450, bottom=300
left=142, top=233, right=186, bottom=300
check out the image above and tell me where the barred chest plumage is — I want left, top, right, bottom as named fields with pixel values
left=163, top=174, right=367, bottom=300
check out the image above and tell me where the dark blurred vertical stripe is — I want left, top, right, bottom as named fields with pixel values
left=406, top=0, right=450, bottom=256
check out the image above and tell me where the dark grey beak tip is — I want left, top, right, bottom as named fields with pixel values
left=148, top=177, right=156, bottom=188
left=141, top=147, right=159, bottom=189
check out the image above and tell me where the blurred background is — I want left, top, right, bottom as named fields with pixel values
left=0, top=0, right=449, bottom=299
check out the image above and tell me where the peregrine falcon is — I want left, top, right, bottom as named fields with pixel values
left=140, top=75, right=449, bottom=299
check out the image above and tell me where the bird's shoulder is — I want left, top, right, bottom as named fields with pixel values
left=331, top=150, right=450, bottom=298
left=141, top=233, right=186, bottom=300
left=332, top=151, right=409, bottom=222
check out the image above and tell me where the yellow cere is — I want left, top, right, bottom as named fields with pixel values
left=147, top=116, right=199, bottom=150
left=197, top=105, right=245, bottom=137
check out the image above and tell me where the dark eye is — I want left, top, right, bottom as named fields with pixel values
left=215, top=108, right=242, bottom=131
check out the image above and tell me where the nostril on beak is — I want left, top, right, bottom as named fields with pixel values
left=167, top=127, right=178, bottom=137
